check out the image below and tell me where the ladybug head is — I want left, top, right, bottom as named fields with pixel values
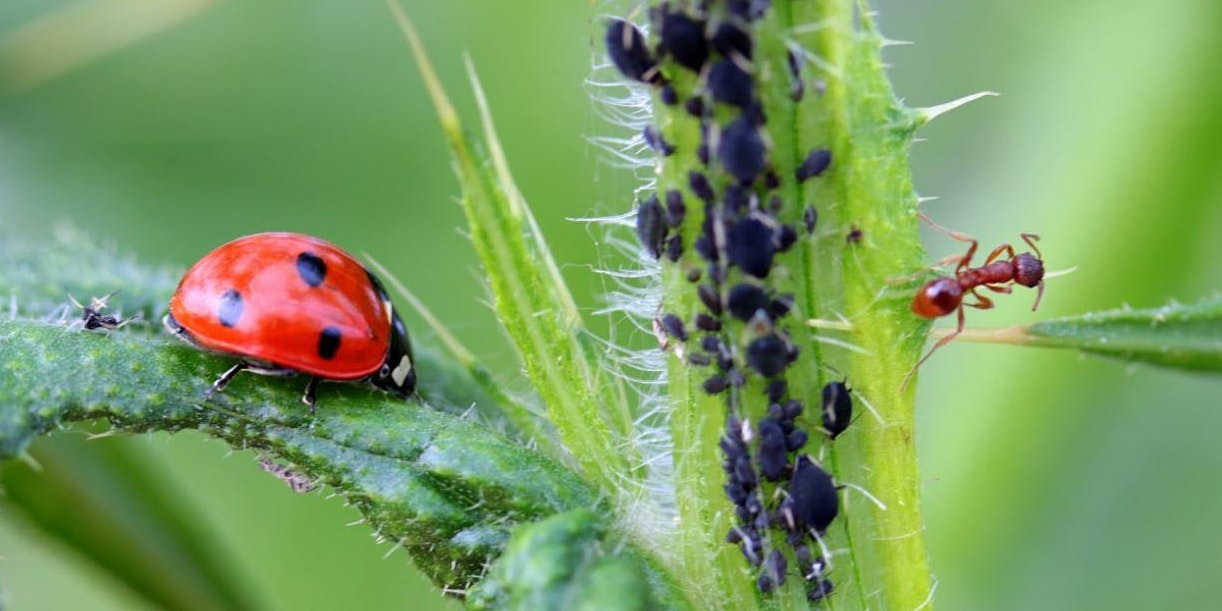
left=374, top=308, right=417, bottom=399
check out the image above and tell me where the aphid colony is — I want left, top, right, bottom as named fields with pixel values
left=609, top=1, right=847, bottom=600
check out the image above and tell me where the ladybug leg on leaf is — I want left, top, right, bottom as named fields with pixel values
left=205, top=361, right=250, bottom=400
left=302, top=377, right=320, bottom=414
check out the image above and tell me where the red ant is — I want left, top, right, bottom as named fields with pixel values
left=906, top=215, right=1046, bottom=384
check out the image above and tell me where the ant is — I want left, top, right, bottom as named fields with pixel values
left=906, top=214, right=1046, bottom=385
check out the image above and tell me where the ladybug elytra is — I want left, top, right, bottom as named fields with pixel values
left=165, top=232, right=416, bottom=410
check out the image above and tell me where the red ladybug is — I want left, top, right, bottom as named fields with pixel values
left=165, top=232, right=416, bottom=410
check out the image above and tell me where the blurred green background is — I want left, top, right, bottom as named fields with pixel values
left=0, top=0, right=1219, bottom=609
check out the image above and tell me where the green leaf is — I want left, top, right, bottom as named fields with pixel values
left=950, top=296, right=1222, bottom=373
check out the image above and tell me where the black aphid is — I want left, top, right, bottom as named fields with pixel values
left=726, top=216, right=775, bottom=278
left=724, top=184, right=749, bottom=216
left=695, top=312, right=722, bottom=332
left=688, top=171, right=716, bottom=203
left=688, top=352, right=711, bottom=366
left=684, top=96, right=706, bottom=117
left=660, top=83, right=679, bottom=106
left=803, top=205, right=818, bottom=233
left=766, top=380, right=787, bottom=403
left=665, top=189, right=686, bottom=228
left=727, top=283, right=770, bottom=321
left=661, top=313, right=689, bottom=342
left=711, top=22, right=753, bottom=60
left=821, top=381, right=853, bottom=439
left=745, top=333, right=790, bottom=377
left=660, top=12, right=709, bottom=72
left=665, top=234, right=684, bottom=262
left=781, top=455, right=839, bottom=533
left=769, top=295, right=794, bottom=319
left=807, top=578, right=835, bottom=602
left=635, top=194, right=666, bottom=259
left=686, top=267, right=702, bottom=283
left=757, top=417, right=788, bottom=481
left=728, top=368, right=747, bottom=387
left=697, top=283, right=722, bottom=314
left=718, top=116, right=766, bottom=185
left=777, top=224, right=798, bottom=252
left=787, top=430, right=809, bottom=451
left=787, top=48, right=804, bottom=101
left=708, top=58, right=754, bottom=108
left=703, top=374, right=729, bottom=394
left=643, top=125, right=676, bottom=156
left=796, top=148, right=832, bottom=182
left=606, top=20, right=660, bottom=84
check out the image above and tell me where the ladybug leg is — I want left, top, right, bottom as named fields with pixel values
left=302, top=377, right=320, bottom=414
left=206, top=361, right=250, bottom=400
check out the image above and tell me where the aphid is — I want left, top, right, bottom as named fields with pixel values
left=686, top=267, right=703, bottom=283
left=807, top=578, right=835, bottom=602
left=796, top=148, right=832, bottom=182
left=69, top=292, right=130, bottom=331
left=718, top=116, right=766, bottom=185
left=665, top=189, right=686, bottom=228
left=757, top=417, right=788, bottom=481
left=697, top=283, right=723, bottom=315
left=660, top=313, right=690, bottom=342
left=664, top=234, right=684, bottom=262
left=684, top=96, right=706, bottom=117
left=707, top=58, right=754, bottom=108
left=605, top=20, right=661, bottom=84
left=762, top=169, right=781, bottom=190
left=711, top=22, right=753, bottom=60
left=688, top=171, right=716, bottom=203
left=803, top=205, right=818, bottom=234
left=635, top=194, right=667, bottom=259
left=165, top=233, right=416, bottom=411
left=787, top=48, right=805, bottom=102
left=724, top=184, right=749, bottom=216
left=910, top=217, right=1046, bottom=379
left=695, top=312, right=722, bottom=332
left=745, top=333, right=790, bottom=377
left=776, top=225, right=798, bottom=253
left=769, top=295, right=794, bottom=319
left=726, top=216, right=775, bottom=278
left=846, top=225, right=863, bottom=244
left=660, top=83, right=679, bottom=106
left=660, top=12, right=709, bottom=72
left=779, top=455, right=839, bottom=534
left=786, top=429, right=809, bottom=451
left=703, top=373, right=729, bottom=394
left=642, top=125, right=676, bottom=156
left=820, top=381, right=852, bottom=439
left=727, top=283, right=770, bottom=321
left=688, top=352, right=712, bottom=366
left=258, top=458, right=316, bottom=493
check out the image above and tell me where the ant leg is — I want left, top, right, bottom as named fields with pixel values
left=1031, top=280, right=1046, bottom=312
left=302, top=377, right=320, bottom=414
left=983, top=243, right=1016, bottom=265
left=963, top=290, right=995, bottom=310
left=982, top=283, right=1013, bottom=295
left=1021, top=233, right=1043, bottom=259
left=918, top=213, right=978, bottom=271
left=902, top=306, right=966, bottom=390
left=206, top=362, right=249, bottom=400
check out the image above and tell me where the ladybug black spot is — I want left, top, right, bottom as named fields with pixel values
left=297, top=251, right=328, bottom=288
left=217, top=289, right=243, bottom=328
left=318, top=326, right=342, bottom=360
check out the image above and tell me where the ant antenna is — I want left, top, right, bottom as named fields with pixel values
left=1020, top=232, right=1042, bottom=259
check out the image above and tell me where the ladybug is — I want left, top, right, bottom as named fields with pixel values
left=164, top=232, right=416, bottom=411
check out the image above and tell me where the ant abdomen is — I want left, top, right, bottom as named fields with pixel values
left=912, top=278, right=962, bottom=318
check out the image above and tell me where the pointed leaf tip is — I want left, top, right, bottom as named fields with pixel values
left=914, top=91, right=1000, bottom=126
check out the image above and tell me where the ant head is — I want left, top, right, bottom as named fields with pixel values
left=1013, top=252, right=1045, bottom=288
left=911, top=277, right=962, bottom=318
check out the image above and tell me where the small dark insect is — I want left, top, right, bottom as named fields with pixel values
left=703, top=373, right=729, bottom=394
left=796, top=148, right=832, bottom=182
left=718, top=116, right=766, bottom=185
left=660, top=313, right=689, bottom=341
left=727, top=283, right=771, bottom=321
left=846, top=225, right=863, bottom=244
left=724, top=184, right=750, bottom=216
left=698, top=283, right=723, bottom=315
left=779, top=455, right=839, bottom=534
left=259, top=457, right=316, bottom=493
left=69, top=292, right=130, bottom=331
left=660, top=12, right=710, bottom=71
left=803, top=205, right=818, bottom=233
left=686, top=267, right=703, bottom=283
left=725, top=216, right=775, bottom=278
left=766, top=379, right=788, bottom=403
left=695, top=312, right=722, bottom=332
left=711, top=22, right=753, bottom=60
left=665, top=189, right=686, bottom=228
left=820, top=381, right=853, bottom=439
left=688, top=352, right=711, bottom=366
left=807, top=578, right=835, bottom=602
left=776, top=224, right=798, bottom=253
left=908, top=215, right=1046, bottom=384
left=684, top=96, right=706, bottom=117
left=635, top=194, right=667, bottom=259
left=642, top=125, right=676, bottom=156
left=745, top=333, right=790, bottom=377
left=769, top=295, right=793, bottom=319
left=757, top=417, right=789, bottom=481
left=606, top=20, right=662, bottom=84
left=707, top=58, right=755, bottom=108
left=664, top=234, right=684, bottom=262
left=689, top=171, right=716, bottom=202
left=787, top=48, right=805, bottom=101
left=660, top=83, right=679, bottom=106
